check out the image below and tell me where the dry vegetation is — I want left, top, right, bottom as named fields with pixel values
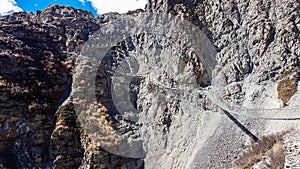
left=277, top=78, right=298, bottom=106
left=236, top=132, right=287, bottom=169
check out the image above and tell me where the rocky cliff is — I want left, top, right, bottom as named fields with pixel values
left=0, top=5, right=98, bottom=169
left=0, top=0, right=299, bottom=169
left=0, top=5, right=142, bottom=169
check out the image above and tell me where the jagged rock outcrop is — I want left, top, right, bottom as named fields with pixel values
left=0, top=5, right=98, bottom=169
left=0, top=0, right=299, bottom=169
left=147, top=0, right=300, bottom=107
left=0, top=4, right=145, bottom=169
left=143, top=0, right=299, bottom=168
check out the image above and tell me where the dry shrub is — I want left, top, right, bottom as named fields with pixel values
left=277, top=78, right=298, bottom=106
left=236, top=132, right=287, bottom=169
left=267, top=143, right=285, bottom=169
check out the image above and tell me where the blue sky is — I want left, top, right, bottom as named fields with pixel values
left=16, top=0, right=98, bottom=16
left=0, top=0, right=148, bottom=16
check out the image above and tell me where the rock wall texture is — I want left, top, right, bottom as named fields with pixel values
left=0, top=0, right=299, bottom=169
left=0, top=5, right=143, bottom=169
left=0, top=5, right=99, bottom=168
left=147, top=0, right=299, bottom=105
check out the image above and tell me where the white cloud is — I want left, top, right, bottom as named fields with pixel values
left=79, top=0, right=86, bottom=6
left=84, top=0, right=148, bottom=15
left=0, top=0, right=23, bottom=16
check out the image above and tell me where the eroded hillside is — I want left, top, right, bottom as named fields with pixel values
left=0, top=0, right=299, bottom=168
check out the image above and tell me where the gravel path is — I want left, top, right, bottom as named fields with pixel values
left=284, top=130, right=300, bottom=169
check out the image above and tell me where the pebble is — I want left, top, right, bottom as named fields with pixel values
left=284, top=131, right=300, bottom=169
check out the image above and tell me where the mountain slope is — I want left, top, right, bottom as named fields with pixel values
left=0, top=1, right=299, bottom=168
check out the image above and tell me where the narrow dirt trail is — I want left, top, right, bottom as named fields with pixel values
left=203, top=87, right=300, bottom=121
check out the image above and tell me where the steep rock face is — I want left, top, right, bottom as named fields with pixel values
left=0, top=5, right=100, bottom=168
left=146, top=0, right=300, bottom=107
left=73, top=11, right=217, bottom=169
left=142, top=0, right=300, bottom=168
left=50, top=103, right=83, bottom=169
left=0, top=5, right=145, bottom=169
